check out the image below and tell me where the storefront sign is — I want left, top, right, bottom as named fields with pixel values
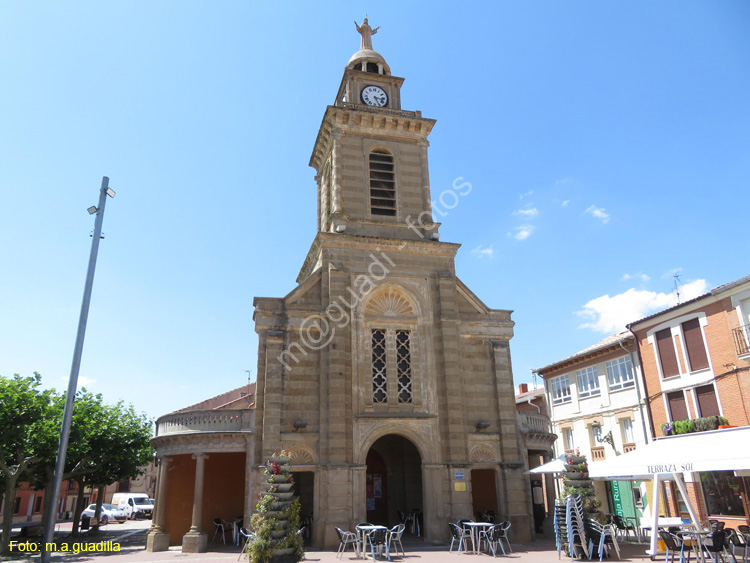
left=647, top=462, right=694, bottom=473
left=611, top=481, right=625, bottom=518
left=455, top=471, right=465, bottom=480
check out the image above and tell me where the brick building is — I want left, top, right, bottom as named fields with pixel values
left=535, top=332, right=652, bottom=525
left=628, top=274, right=750, bottom=527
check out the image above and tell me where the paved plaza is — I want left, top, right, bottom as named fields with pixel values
left=4, top=521, right=656, bottom=563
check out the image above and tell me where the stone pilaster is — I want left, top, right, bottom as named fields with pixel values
left=418, top=138, right=432, bottom=221
left=436, top=273, right=467, bottom=462
left=326, top=265, right=350, bottom=463
left=263, top=331, right=285, bottom=452
left=331, top=129, right=343, bottom=214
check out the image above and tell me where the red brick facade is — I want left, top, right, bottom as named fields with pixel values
left=629, top=276, right=750, bottom=526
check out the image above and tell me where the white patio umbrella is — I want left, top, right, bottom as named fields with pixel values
left=527, top=454, right=567, bottom=474
left=588, top=426, right=750, bottom=556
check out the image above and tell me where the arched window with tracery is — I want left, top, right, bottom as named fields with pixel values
left=365, top=288, right=416, bottom=406
left=369, top=149, right=396, bottom=217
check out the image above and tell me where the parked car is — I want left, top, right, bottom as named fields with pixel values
left=81, top=503, right=127, bottom=525
left=110, top=493, right=153, bottom=519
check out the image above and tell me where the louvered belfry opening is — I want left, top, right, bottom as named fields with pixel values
left=369, top=150, right=396, bottom=216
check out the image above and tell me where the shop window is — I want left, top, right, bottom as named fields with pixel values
left=700, top=471, right=748, bottom=516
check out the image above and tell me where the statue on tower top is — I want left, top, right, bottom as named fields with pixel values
left=355, top=17, right=380, bottom=50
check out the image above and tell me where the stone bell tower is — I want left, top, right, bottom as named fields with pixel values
left=311, top=18, right=438, bottom=242
left=252, top=20, right=532, bottom=549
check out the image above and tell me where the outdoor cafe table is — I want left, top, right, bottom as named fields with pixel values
left=355, top=525, right=388, bottom=559
left=678, top=528, right=713, bottom=563
left=462, top=521, right=495, bottom=554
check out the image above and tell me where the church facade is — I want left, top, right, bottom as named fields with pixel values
left=147, top=23, right=532, bottom=552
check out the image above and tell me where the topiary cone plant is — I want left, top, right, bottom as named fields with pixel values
left=561, top=451, right=606, bottom=523
left=244, top=449, right=304, bottom=562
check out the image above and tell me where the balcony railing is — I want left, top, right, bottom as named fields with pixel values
left=517, top=411, right=553, bottom=434
left=155, top=409, right=255, bottom=437
left=732, top=324, right=750, bottom=356
left=623, top=443, right=637, bottom=453
left=591, top=446, right=606, bottom=461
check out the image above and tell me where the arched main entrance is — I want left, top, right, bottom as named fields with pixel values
left=366, top=435, right=423, bottom=530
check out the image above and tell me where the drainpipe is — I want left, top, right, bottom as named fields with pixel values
left=619, top=336, right=651, bottom=445
left=527, top=397, right=542, bottom=414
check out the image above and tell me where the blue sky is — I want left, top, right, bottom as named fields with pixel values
left=1, top=1, right=749, bottom=421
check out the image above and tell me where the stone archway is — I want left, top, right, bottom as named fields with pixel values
left=366, top=434, right=423, bottom=534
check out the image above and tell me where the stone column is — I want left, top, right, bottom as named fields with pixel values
left=182, top=453, right=209, bottom=553
left=146, top=455, right=172, bottom=552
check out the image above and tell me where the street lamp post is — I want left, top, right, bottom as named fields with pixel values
left=41, top=177, right=115, bottom=563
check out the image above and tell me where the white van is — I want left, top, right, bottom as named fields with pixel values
left=110, top=493, right=153, bottom=519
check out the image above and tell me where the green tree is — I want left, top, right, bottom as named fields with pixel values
left=26, top=388, right=153, bottom=541
left=0, top=373, right=55, bottom=554
left=82, top=401, right=153, bottom=532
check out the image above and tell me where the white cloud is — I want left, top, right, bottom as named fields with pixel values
left=61, top=375, right=96, bottom=386
left=585, top=205, right=610, bottom=223
left=513, top=207, right=539, bottom=218
left=519, top=190, right=534, bottom=200
left=562, top=200, right=569, bottom=207
left=576, top=279, right=709, bottom=333
left=471, top=244, right=494, bottom=258
left=507, top=225, right=535, bottom=241
left=622, top=273, right=651, bottom=283
left=556, top=178, right=572, bottom=185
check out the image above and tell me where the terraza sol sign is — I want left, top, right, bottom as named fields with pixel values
left=647, top=462, right=694, bottom=473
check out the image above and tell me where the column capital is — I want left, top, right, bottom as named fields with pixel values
left=191, top=452, right=209, bottom=461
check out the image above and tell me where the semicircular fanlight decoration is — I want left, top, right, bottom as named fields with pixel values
left=469, top=445, right=497, bottom=463
left=364, top=288, right=415, bottom=317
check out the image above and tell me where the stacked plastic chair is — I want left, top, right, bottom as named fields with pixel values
left=554, top=499, right=569, bottom=559
left=565, top=494, right=590, bottom=560
left=585, top=518, right=620, bottom=561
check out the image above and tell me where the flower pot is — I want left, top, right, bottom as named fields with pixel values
left=268, top=475, right=290, bottom=484
left=271, top=501, right=293, bottom=510
left=270, top=530, right=286, bottom=540
left=269, top=456, right=291, bottom=464
left=566, top=456, right=586, bottom=464
left=272, top=548, right=295, bottom=556
left=564, top=479, right=592, bottom=487
left=563, top=472, right=588, bottom=480
left=274, top=483, right=294, bottom=492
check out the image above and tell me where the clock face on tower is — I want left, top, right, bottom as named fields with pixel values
left=361, top=85, right=388, bottom=107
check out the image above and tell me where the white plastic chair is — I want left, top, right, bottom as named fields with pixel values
left=336, top=527, right=358, bottom=559
left=388, top=523, right=405, bottom=556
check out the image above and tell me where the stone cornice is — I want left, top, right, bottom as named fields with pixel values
left=297, top=232, right=460, bottom=284
left=150, top=431, right=252, bottom=455
left=309, top=105, right=437, bottom=171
